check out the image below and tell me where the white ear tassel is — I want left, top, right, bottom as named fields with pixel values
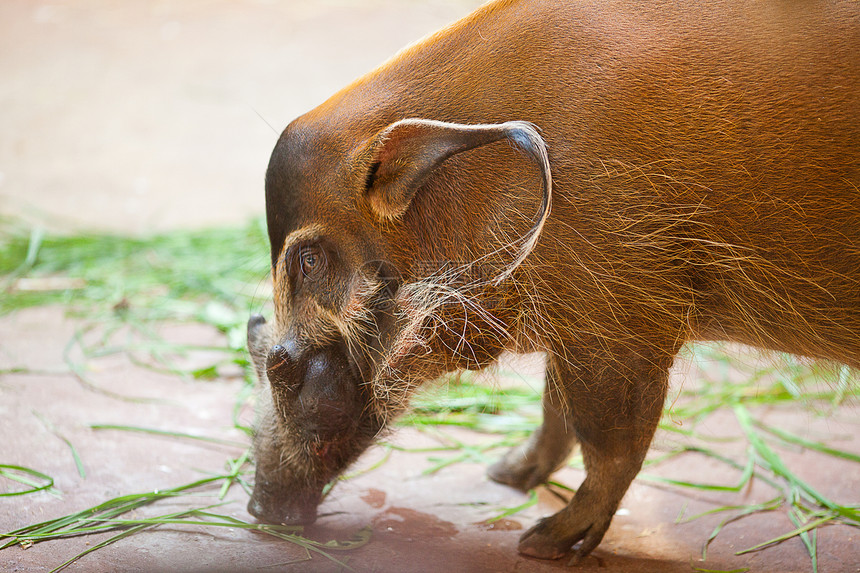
left=490, top=121, right=553, bottom=285
left=368, top=117, right=552, bottom=284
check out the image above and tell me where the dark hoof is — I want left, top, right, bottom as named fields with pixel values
left=487, top=445, right=551, bottom=491
left=518, top=519, right=571, bottom=560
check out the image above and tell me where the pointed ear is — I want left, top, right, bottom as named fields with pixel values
left=362, top=119, right=551, bottom=224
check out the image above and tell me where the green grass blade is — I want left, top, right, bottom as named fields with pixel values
left=679, top=497, right=783, bottom=525
left=218, top=449, right=252, bottom=500
left=734, top=516, right=833, bottom=556
left=486, top=489, right=539, bottom=523
left=89, top=424, right=247, bottom=448
left=50, top=523, right=150, bottom=573
left=788, top=507, right=818, bottom=573
left=0, top=464, right=54, bottom=497
left=46, top=504, right=228, bottom=573
left=637, top=445, right=756, bottom=493
left=33, top=411, right=86, bottom=479
left=1, top=475, right=225, bottom=547
left=754, top=421, right=860, bottom=464
left=734, top=405, right=845, bottom=514
left=698, top=498, right=783, bottom=560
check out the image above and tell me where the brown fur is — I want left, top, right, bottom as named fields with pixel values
left=248, top=0, right=859, bottom=562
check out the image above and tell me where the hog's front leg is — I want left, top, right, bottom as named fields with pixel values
left=516, top=348, right=670, bottom=563
left=487, top=358, right=578, bottom=490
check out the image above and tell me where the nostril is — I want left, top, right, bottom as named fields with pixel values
left=267, top=345, right=291, bottom=369
left=266, top=344, right=296, bottom=384
left=269, top=345, right=286, bottom=359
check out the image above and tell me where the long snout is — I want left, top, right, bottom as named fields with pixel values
left=245, top=313, right=375, bottom=530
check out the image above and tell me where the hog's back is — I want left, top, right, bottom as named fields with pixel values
left=304, top=0, right=860, bottom=363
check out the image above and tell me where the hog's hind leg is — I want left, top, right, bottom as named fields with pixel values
left=487, top=358, right=578, bottom=490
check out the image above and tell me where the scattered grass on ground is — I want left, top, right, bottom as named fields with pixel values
left=1, top=218, right=857, bottom=572
left=0, top=216, right=272, bottom=379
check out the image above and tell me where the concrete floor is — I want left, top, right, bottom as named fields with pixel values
left=1, top=1, right=858, bottom=572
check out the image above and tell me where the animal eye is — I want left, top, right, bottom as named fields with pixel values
left=300, top=246, right=324, bottom=278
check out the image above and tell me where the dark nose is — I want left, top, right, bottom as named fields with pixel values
left=266, top=342, right=299, bottom=389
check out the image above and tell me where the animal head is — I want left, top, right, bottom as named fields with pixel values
left=246, top=116, right=551, bottom=525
